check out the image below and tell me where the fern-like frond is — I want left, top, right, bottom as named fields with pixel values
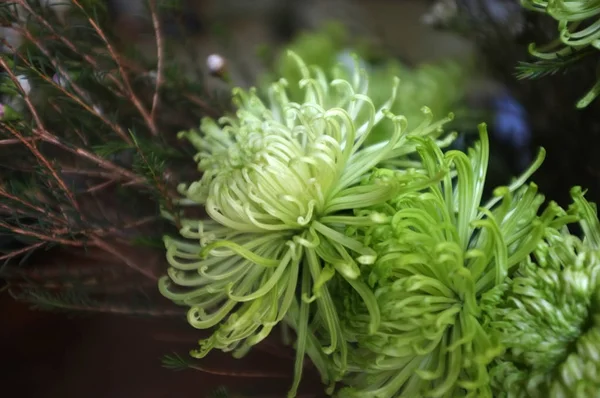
left=0, top=0, right=217, bottom=305
left=161, top=352, right=192, bottom=371
left=10, top=287, right=184, bottom=317
left=207, top=386, right=231, bottom=398
left=515, top=49, right=594, bottom=80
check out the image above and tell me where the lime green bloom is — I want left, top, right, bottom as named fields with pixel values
left=334, top=125, right=571, bottom=397
left=263, top=23, right=468, bottom=143
left=486, top=187, right=600, bottom=397
left=520, top=0, right=600, bottom=108
left=159, top=52, right=453, bottom=395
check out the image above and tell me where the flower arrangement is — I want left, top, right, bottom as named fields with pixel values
left=2, top=1, right=599, bottom=397
left=161, top=51, right=600, bottom=396
left=160, top=51, right=455, bottom=395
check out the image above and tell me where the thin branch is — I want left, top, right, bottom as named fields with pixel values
left=0, top=204, right=59, bottom=230
left=84, top=217, right=162, bottom=241
left=0, top=186, right=66, bottom=225
left=0, top=137, right=39, bottom=146
left=13, top=2, right=106, bottom=77
left=0, top=101, right=80, bottom=214
left=37, top=131, right=145, bottom=185
left=47, top=101, right=89, bottom=145
left=186, top=363, right=288, bottom=379
left=80, top=179, right=116, bottom=195
left=90, top=236, right=158, bottom=281
left=184, top=93, right=222, bottom=118
left=11, top=31, right=133, bottom=145
left=0, top=242, right=46, bottom=262
left=71, top=0, right=159, bottom=136
left=0, top=219, right=82, bottom=246
left=148, top=0, right=164, bottom=122
left=61, top=168, right=119, bottom=179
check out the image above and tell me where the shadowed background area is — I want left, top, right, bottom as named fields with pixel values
left=1, top=294, right=327, bottom=397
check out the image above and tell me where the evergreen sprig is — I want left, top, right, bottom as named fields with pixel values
left=515, top=46, right=595, bottom=80
left=161, top=352, right=192, bottom=371
left=518, top=0, right=600, bottom=108
left=9, top=287, right=179, bottom=316
left=0, top=0, right=216, bottom=314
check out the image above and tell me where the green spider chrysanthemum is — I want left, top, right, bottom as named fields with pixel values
left=159, top=52, right=453, bottom=394
left=263, top=22, right=468, bottom=144
left=333, top=125, right=573, bottom=397
left=520, top=0, right=600, bottom=108
left=486, top=186, right=600, bottom=397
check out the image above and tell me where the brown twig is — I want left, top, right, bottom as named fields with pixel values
left=13, top=1, right=112, bottom=82
left=80, top=179, right=117, bottom=195
left=0, top=101, right=80, bottom=215
left=0, top=204, right=73, bottom=235
left=0, top=242, right=46, bottom=262
left=47, top=101, right=90, bottom=145
left=0, top=220, right=82, bottom=246
left=71, top=0, right=159, bottom=137
left=10, top=31, right=133, bottom=145
left=148, top=0, right=164, bottom=122
left=186, top=363, right=288, bottom=379
left=85, top=216, right=162, bottom=241
left=0, top=186, right=66, bottom=225
left=183, top=93, right=222, bottom=118
left=60, top=168, right=120, bottom=179
left=0, top=1, right=180, bottom=284
left=37, top=131, right=145, bottom=185
left=90, top=236, right=158, bottom=281
left=0, top=204, right=59, bottom=231
left=11, top=0, right=134, bottom=108
left=0, top=137, right=39, bottom=146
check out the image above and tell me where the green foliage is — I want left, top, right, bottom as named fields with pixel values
left=519, top=0, right=600, bottom=108
left=161, top=352, right=192, bottom=371
left=515, top=47, right=594, bottom=80
left=12, top=288, right=102, bottom=313
left=207, top=387, right=231, bottom=398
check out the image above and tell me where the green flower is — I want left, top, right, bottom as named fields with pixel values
left=159, top=52, right=453, bottom=395
left=262, top=23, right=469, bottom=143
left=520, top=0, right=600, bottom=108
left=334, top=125, right=569, bottom=397
left=487, top=187, right=600, bottom=397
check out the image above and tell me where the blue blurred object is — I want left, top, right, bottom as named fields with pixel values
left=491, top=91, right=532, bottom=169
left=492, top=92, right=530, bottom=148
